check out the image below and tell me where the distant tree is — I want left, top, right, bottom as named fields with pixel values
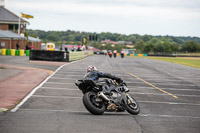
left=26, top=29, right=200, bottom=53
left=116, top=34, right=127, bottom=41
left=181, top=41, right=200, bottom=52
left=46, top=34, right=59, bottom=42
left=127, top=35, right=136, bottom=43
left=149, top=38, right=160, bottom=44
left=162, top=41, right=172, bottom=53
left=171, top=37, right=184, bottom=44
left=143, top=42, right=153, bottom=54
left=142, top=35, right=151, bottom=42
left=171, top=43, right=179, bottom=53
left=75, top=35, right=82, bottom=41
left=135, top=40, right=145, bottom=53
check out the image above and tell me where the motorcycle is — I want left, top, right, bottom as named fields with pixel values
left=113, top=53, right=117, bottom=58
left=109, top=53, right=112, bottom=58
left=120, top=53, right=124, bottom=58
left=75, top=79, right=140, bottom=115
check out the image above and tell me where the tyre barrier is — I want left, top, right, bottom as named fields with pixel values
left=26, top=50, right=30, bottom=56
left=0, top=49, right=93, bottom=62
left=19, top=50, right=24, bottom=56
left=15, top=50, right=20, bottom=56
left=6, top=49, right=11, bottom=55
left=0, top=49, right=30, bottom=56
left=1, top=49, right=6, bottom=55
left=11, top=49, right=16, bottom=56
left=29, top=50, right=93, bottom=62
left=29, top=50, right=66, bottom=61
left=121, top=53, right=148, bottom=57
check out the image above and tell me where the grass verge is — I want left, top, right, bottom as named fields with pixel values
left=140, top=57, right=200, bottom=69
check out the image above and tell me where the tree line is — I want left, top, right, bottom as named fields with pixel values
left=27, top=29, right=200, bottom=53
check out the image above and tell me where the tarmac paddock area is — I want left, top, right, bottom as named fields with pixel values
left=0, top=55, right=200, bottom=133
left=0, top=56, right=66, bottom=110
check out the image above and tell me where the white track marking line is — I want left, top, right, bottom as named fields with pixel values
left=128, top=86, right=200, bottom=92
left=126, top=82, right=200, bottom=87
left=131, top=92, right=200, bottom=97
left=18, top=109, right=200, bottom=119
left=32, top=95, right=81, bottom=99
left=45, top=82, right=74, bottom=84
left=40, top=87, right=79, bottom=91
left=10, top=59, right=85, bottom=112
left=51, top=74, right=81, bottom=77
left=47, top=79, right=200, bottom=86
left=161, top=88, right=200, bottom=91
left=45, top=81, right=200, bottom=87
left=51, top=77, right=78, bottom=80
left=125, top=78, right=182, bottom=81
left=20, top=108, right=88, bottom=113
left=125, top=77, right=200, bottom=81
left=28, top=94, right=200, bottom=106
left=152, top=83, right=200, bottom=87
left=138, top=101, right=200, bottom=106
left=51, top=77, right=78, bottom=79
left=130, top=87, right=200, bottom=91
left=138, top=114, right=200, bottom=119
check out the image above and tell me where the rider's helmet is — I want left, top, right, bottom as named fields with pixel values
left=87, top=65, right=97, bottom=73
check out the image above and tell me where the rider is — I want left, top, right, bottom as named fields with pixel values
left=84, top=65, right=124, bottom=111
left=84, top=65, right=123, bottom=83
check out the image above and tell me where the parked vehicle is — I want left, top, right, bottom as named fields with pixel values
left=46, top=43, right=55, bottom=51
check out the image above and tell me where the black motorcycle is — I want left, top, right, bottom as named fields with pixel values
left=75, top=79, right=140, bottom=115
left=120, top=53, right=124, bottom=58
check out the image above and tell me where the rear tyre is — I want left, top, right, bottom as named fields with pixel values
left=83, top=91, right=105, bottom=115
left=126, top=95, right=140, bottom=115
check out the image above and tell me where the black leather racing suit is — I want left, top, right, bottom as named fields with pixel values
left=83, top=70, right=121, bottom=82
left=83, top=70, right=122, bottom=94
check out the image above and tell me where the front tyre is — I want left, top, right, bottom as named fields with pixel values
left=126, top=95, right=140, bottom=115
left=83, top=91, right=105, bottom=115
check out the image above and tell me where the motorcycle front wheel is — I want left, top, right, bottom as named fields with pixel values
left=126, top=95, right=140, bottom=115
left=83, top=91, right=106, bottom=115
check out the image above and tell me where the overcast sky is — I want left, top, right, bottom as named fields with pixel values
left=5, top=0, right=200, bottom=37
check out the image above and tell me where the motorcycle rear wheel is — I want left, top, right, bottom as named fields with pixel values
left=83, top=91, right=106, bottom=115
left=126, top=96, right=140, bottom=115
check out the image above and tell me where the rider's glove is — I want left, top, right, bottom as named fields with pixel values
left=116, top=78, right=123, bottom=84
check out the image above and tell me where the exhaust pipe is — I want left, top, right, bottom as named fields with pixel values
left=97, top=92, right=110, bottom=102
left=98, top=92, right=118, bottom=111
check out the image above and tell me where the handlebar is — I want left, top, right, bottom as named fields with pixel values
left=118, top=81, right=126, bottom=86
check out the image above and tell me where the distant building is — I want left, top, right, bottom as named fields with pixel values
left=88, top=46, right=100, bottom=52
left=116, top=41, right=132, bottom=45
left=101, top=39, right=117, bottom=45
left=122, top=49, right=136, bottom=54
left=126, top=44, right=134, bottom=48
left=0, top=4, right=41, bottom=50
left=101, top=39, right=132, bottom=45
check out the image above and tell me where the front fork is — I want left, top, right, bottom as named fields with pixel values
left=126, top=93, right=134, bottom=104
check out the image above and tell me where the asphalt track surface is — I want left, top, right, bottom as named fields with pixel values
left=0, top=55, right=200, bottom=133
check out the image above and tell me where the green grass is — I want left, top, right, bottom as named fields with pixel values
left=177, top=53, right=200, bottom=56
left=141, top=57, right=200, bottom=68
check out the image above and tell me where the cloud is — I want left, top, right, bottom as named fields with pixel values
left=9, top=0, right=200, bottom=9
left=6, top=0, right=200, bottom=20
left=6, top=0, right=200, bottom=37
